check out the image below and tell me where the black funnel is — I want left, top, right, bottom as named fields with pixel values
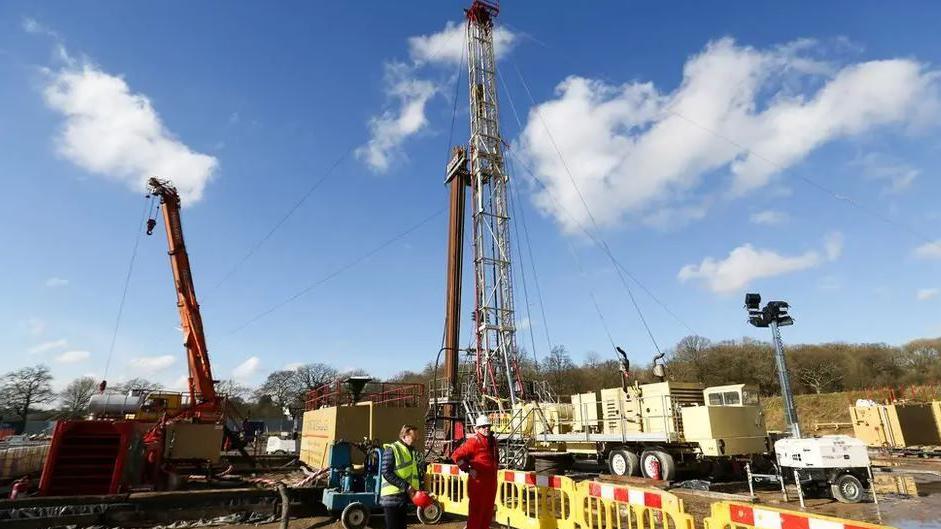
left=345, top=376, right=373, bottom=404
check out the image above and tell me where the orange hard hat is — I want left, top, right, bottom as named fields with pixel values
left=411, top=490, right=433, bottom=508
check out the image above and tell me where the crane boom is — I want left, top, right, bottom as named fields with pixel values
left=147, top=177, right=217, bottom=409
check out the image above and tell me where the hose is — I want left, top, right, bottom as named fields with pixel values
left=277, top=482, right=289, bottom=529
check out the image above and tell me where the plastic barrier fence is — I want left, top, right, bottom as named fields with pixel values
left=578, top=480, right=694, bottom=529
left=704, top=501, right=895, bottom=529
left=426, top=463, right=469, bottom=516
left=496, top=470, right=579, bottom=529
left=426, top=467, right=896, bottom=529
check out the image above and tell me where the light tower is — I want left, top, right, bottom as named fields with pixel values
left=745, top=293, right=800, bottom=438
left=465, top=0, right=524, bottom=405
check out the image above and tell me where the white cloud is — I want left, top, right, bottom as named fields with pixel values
left=42, top=58, right=218, bottom=202
left=749, top=210, right=789, bottom=225
left=408, top=21, right=517, bottom=65
left=233, top=356, right=261, bottom=380
left=130, top=355, right=176, bottom=371
left=358, top=21, right=517, bottom=173
left=29, top=338, right=68, bottom=355
left=855, top=152, right=919, bottom=194
left=678, top=232, right=842, bottom=293
left=45, top=277, right=69, bottom=288
left=823, top=231, right=844, bottom=261
left=356, top=62, right=437, bottom=172
left=914, top=240, right=941, bottom=259
left=55, top=350, right=90, bottom=364
left=917, top=288, right=939, bottom=301
left=284, top=362, right=304, bottom=371
left=22, top=17, right=57, bottom=38
left=518, top=38, right=941, bottom=232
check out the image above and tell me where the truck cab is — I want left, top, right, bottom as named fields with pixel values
left=703, top=384, right=759, bottom=407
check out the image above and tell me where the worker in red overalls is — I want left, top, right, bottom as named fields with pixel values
left=451, top=415, right=498, bottom=529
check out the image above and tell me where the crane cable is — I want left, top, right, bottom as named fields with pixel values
left=506, top=172, right=542, bottom=366
left=511, top=172, right=554, bottom=354
left=207, top=147, right=355, bottom=296
left=498, top=72, right=619, bottom=351
left=227, top=207, right=446, bottom=334
left=510, top=61, right=668, bottom=357
left=101, top=194, right=155, bottom=385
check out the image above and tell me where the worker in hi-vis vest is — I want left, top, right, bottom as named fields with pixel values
left=380, top=424, right=422, bottom=529
left=451, top=415, right=499, bottom=529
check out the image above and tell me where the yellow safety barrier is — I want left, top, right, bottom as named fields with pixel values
left=495, top=469, right=580, bottom=529
left=576, top=480, right=694, bottom=529
left=703, top=501, right=897, bottom=529
left=426, top=463, right=469, bottom=516
left=426, top=466, right=896, bottom=529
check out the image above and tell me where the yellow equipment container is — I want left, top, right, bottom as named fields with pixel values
left=164, top=422, right=224, bottom=463
left=600, top=387, right=641, bottom=435
left=849, top=402, right=941, bottom=448
left=638, top=381, right=704, bottom=435
left=570, top=391, right=601, bottom=433
left=300, top=401, right=425, bottom=469
left=680, top=405, right=768, bottom=456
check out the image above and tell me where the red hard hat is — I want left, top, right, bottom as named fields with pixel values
left=411, top=490, right=433, bottom=508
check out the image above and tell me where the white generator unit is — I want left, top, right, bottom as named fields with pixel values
left=774, top=435, right=871, bottom=503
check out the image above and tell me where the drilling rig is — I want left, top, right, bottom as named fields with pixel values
left=431, top=0, right=533, bottom=463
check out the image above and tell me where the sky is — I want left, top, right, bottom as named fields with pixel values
left=1, top=1, right=940, bottom=392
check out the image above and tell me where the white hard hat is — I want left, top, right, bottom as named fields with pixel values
left=475, top=415, right=491, bottom=428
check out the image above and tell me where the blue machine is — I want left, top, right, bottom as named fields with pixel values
left=322, top=440, right=443, bottom=529
left=322, top=441, right=383, bottom=529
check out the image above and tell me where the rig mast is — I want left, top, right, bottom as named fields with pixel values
left=465, top=0, right=524, bottom=405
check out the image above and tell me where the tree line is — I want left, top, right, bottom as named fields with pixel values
left=3, top=335, right=939, bottom=427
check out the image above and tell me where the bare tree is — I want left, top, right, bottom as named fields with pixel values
left=115, top=378, right=163, bottom=393
left=294, top=363, right=339, bottom=392
left=0, top=365, right=55, bottom=425
left=256, top=370, right=303, bottom=413
left=797, top=362, right=843, bottom=394
left=59, top=376, right=98, bottom=418
left=216, top=379, right=251, bottom=401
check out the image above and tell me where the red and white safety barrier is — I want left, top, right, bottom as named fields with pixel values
left=728, top=504, right=870, bottom=529
left=429, top=463, right=465, bottom=476
left=587, top=482, right=663, bottom=509
left=501, top=470, right=564, bottom=488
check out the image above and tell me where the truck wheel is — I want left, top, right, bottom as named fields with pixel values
left=640, top=450, right=676, bottom=481
left=341, top=502, right=370, bottom=529
left=831, top=474, right=865, bottom=504
left=608, top=450, right=639, bottom=477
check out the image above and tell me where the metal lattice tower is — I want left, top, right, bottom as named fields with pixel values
left=465, top=1, right=524, bottom=405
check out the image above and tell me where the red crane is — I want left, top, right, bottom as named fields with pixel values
left=40, top=178, right=226, bottom=495
left=146, top=177, right=220, bottom=420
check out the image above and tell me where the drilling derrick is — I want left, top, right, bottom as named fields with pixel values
left=465, top=1, right=524, bottom=405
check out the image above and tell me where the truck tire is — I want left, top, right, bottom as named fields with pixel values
left=341, top=502, right=370, bottom=529
left=831, top=474, right=865, bottom=504
left=640, top=450, right=676, bottom=481
left=608, top=450, right=639, bottom=477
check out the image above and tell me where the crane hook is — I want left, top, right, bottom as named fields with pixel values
left=146, top=218, right=157, bottom=235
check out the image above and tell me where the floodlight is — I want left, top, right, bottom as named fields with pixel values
left=745, top=293, right=761, bottom=311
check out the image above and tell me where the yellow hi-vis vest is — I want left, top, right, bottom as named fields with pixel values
left=380, top=440, right=420, bottom=497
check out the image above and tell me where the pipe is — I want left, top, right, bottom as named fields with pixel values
left=277, top=482, right=290, bottom=529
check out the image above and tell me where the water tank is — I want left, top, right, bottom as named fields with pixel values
left=89, top=390, right=145, bottom=417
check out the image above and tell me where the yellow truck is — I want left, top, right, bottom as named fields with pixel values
left=492, top=382, right=768, bottom=479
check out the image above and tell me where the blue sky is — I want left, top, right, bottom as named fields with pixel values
left=2, top=1, right=940, bottom=391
